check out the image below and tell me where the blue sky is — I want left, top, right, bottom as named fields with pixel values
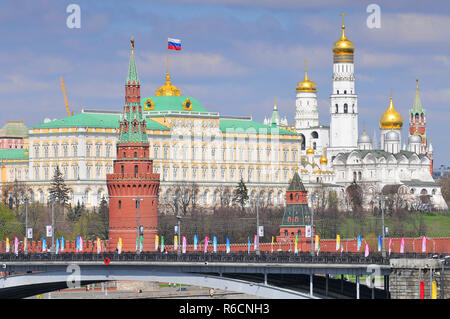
left=0, top=0, right=449, bottom=167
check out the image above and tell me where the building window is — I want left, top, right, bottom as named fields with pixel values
left=96, top=144, right=102, bottom=157
left=134, top=165, right=138, bottom=176
left=106, top=144, right=111, bottom=157
left=86, top=143, right=91, bottom=157
left=335, top=104, right=338, bottom=113
left=118, top=200, right=122, bottom=209
left=344, top=103, right=348, bottom=113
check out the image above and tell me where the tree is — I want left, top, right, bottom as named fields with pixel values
left=67, top=201, right=85, bottom=223
left=0, top=203, right=21, bottom=239
left=232, top=178, right=249, bottom=211
left=95, top=196, right=109, bottom=240
left=48, top=166, right=70, bottom=207
left=345, top=182, right=363, bottom=214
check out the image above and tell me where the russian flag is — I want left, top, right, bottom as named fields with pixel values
left=168, top=37, right=181, bottom=50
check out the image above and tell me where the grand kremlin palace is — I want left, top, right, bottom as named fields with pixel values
left=0, top=17, right=447, bottom=211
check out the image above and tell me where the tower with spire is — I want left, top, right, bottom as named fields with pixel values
left=409, top=79, right=427, bottom=154
left=294, top=60, right=319, bottom=130
left=107, top=38, right=160, bottom=252
left=328, top=13, right=359, bottom=159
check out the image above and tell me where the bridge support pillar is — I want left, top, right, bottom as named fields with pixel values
left=384, top=275, right=390, bottom=299
left=325, top=274, right=329, bottom=297
left=340, top=274, right=344, bottom=294
left=309, top=274, right=313, bottom=297
left=356, top=275, right=360, bottom=299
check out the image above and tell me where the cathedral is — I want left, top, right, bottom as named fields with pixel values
left=0, top=15, right=447, bottom=211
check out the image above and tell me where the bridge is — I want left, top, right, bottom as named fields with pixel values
left=0, top=251, right=413, bottom=299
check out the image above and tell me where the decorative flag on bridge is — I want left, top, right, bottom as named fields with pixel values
left=271, top=236, right=274, bottom=253
left=14, top=237, right=18, bottom=255
left=139, top=235, right=144, bottom=253
left=174, top=235, right=178, bottom=251
left=79, top=236, right=83, bottom=252
left=400, top=237, right=405, bottom=254
left=118, top=237, right=122, bottom=254
left=422, top=235, right=427, bottom=253
left=61, top=236, right=65, bottom=252
left=213, top=236, right=217, bottom=253
left=42, top=237, right=47, bottom=252
left=97, top=237, right=101, bottom=254
left=388, top=238, right=392, bottom=256
left=294, top=235, right=298, bottom=254
left=315, top=235, right=320, bottom=252
left=24, top=237, right=27, bottom=253
left=204, top=236, right=209, bottom=253
left=160, top=236, right=164, bottom=253
left=155, top=235, right=159, bottom=251
left=194, top=234, right=198, bottom=251
left=364, top=243, right=369, bottom=257
left=168, top=38, right=182, bottom=50
left=378, top=235, right=382, bottom=252
left=254, top=234, right=258, bottom=251
left=182, top=236, right=187, bottom=254
left=247, top=237, right=251, bottom=254
left=226, top=237, right=230, bottom=254
left=357, top=235, right=362, bottom=251
left=5, top=238, right=9, bottom=253
left=336, top=235, right=341, bottom=251
left=56, top=238, right=60, bottom=254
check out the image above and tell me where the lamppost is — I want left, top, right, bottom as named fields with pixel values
left=254, top=195, right=261, bottom=256
left=51, top=198, right=55, bottom=254
left=24, top=196, right=28, bottom=254
left=309, top=192, right=318, bottom=256
left=376, top=194, right=388, bottom=257
left=173, top=193, right=182, bottom=256
left=132, top=196, right=144, bottom=254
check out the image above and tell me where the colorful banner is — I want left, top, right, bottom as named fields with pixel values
left=160, top=236, right=164, bottom=252
left=182, top=236, right=186, bottom=254
left=247, top=237, right=250, bottom=254
left=155, top=235, right=159, bottom=251
left=213, top=236, right=217, bottom=253
left=388, top=238, right=392, bottom=256
left=400, top=237, right=405, bottom=254
left=226, top=237, right=230, bottom=254
left=336, top=235, right=340, bottom=251
left=118, top=237, right=122, bottom=254
left=271, top=236, right=274, bottom=253
left=194, top=234, right=198, bottom=251
left=315, top=235, right=320, bottom=252
left=174, top=235, right=178, bottom=251
left=56, top=238, right=60, bottom=254
left=97, top=237, right=101, bottom=254
left=365, top=243, right=369, bottom=257
left=378, top=235, right=382, bottom=252
left=294, top=235, right=298, bottom=253
left=422, top=236, right=427, bottom=253
left=5, top=238, right=9, bottom=253
left=61, top=236, right=65, bottom=252
left=254, top=234, right=258, bottom=251
left=79, top=236, right=83, bottom=252
left=357, top=235, right=362, bottom=251
left=42, top=237, right=47, bottom=252
left=14, top=237, right=18, bottom=255
left=139, top=235, right=144, bottom=253
left=204, top=236, right=209, bottom=253
left=24, top=237, right=27, bottom=253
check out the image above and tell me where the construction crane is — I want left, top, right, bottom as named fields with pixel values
left=60, top=76, right=71, bottom=117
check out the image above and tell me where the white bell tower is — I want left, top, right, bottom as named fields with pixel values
left=328, top=14, right=358, bottom=159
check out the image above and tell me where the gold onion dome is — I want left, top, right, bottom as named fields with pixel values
left=320, top=149, right=328, bottom=164
left=380, top=94, right=403, bottom=129
left=156, top=72, right=181, bottom=96
left=296, top=61, right=317, bottom=93
left=306, top=144, right=315, bottom=155
left=333, top=14, right=354, bottom=56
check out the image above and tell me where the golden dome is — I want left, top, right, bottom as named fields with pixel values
left=296, top=60, right=317, bottom=93
left=306, top=145, right=315, bottom=155
left=156, top=72, right=181, bottom=96
left=380, top=94, right=403, bottom=130
left=319, top=148, right=328, bottom=164
left=333, top=14, right=354, bottom=56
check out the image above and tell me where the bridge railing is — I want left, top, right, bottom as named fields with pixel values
left=0, top=251, right=409, bottom=265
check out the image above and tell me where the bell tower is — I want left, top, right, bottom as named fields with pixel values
left=107, top=38, right=160, bottom=252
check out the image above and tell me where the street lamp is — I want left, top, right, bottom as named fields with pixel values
left=309, top=192, right=319, bottom=256
left=254, top=195, right=261, bottom=256
left=376, top=194, right=388, bottom=257
left=173, top=193, right=182, bottom=256
left=132, top=196, right=144, bottom=254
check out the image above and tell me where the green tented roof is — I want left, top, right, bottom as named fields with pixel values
left=287, top=172, right=306, bottom=192
left=219, top=118, right=297, bottom=135
left=32, top=112, right=169, bottom=131
left=0, top=121, right=28, bottom=137
left=0, top=149, right=28, bottom=160
left=141, top=95, right=208, bottom=113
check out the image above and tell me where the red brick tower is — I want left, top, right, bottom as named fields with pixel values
left=107, top=38, right=160, bottom=252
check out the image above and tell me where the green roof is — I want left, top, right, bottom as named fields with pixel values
left=127, top=47, right=139, bottom=85
left=0, top=149, right=28, bottom=160
left=287, top=172, right=306, bottom=192
left=141, top=95, right=208, bottom=113
left=32, top=112, right=169, bottom=131
left=219, top=118, right=296, bottom=135
left=0, top=121, right=28, bottom=138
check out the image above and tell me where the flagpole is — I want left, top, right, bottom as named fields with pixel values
left=166, top=34, right=169, bottom=75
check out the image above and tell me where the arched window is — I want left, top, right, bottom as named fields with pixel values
left=311, top=131, right=318, bottom=139
left=344, top=90, right=347, bottom=94
left=344, top=103, right=348, bottom=113
left=337, top=90, right=339, bottom=94
left=335, top=104, right=339, bottom=113
left=134, top=152, right=137, bottom=158
left=118, top=200, right=121, bottom=209
left=313, top=142, right=317, bottom=150
left=290, top=193, right=293, bottom=200
left=121, top=165, right=124, bottom=175
left=135, top=165, right=138, bottom=176
left=415, top=113, right=419, bottom=121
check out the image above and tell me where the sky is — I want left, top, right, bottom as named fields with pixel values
left=0, top=0, right=449, bottom=168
